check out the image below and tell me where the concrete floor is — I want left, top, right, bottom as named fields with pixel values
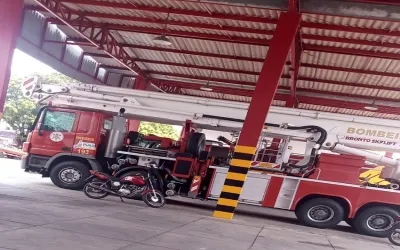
left=0, top=159, right=397, bottom=250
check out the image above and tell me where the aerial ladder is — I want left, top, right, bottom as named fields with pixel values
left=22, top=77, right=400, bottom=186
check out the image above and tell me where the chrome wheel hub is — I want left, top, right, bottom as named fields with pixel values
left=367, top=214, right=394, bottom=231
left=59, top=168, right=82, bottom=184
left=150, top=195, right=159, bottom=202
left=307, top=205, right=334, bottom=223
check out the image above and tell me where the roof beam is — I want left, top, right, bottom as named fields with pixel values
left=57, top=45, right=261, bottom=75
left=48, top=18, right=272, bottom=45
left=302, top=21, right=400, bottom=38
left=283, top=86, right=400, bottom=103
left=152, top=80, right=254, bottom=97
left=45, top=8, right=274, bottom=36
left=147, top=70, right=400, bottom=92
left=153, top=80, right=400, bottom=114
left=155, top=81, right=400, bottom=103
left=57, top=0, right=278, bottom=24
left=301, top=63, right=400, bottom=78
left=39, top=6, right=400, bottom=49
left=146, top=71, right=256, bottom=86
left=134, top=59, right=259, bottom=75
left=52, top=39, right=400, bottom=77
left=303, top=44, right=400, bottom=60
left=296, top=76, right=400, bottom=91
left=302, top=34, right=400, bottom=50
left=67, top=38, right=267, bottom=62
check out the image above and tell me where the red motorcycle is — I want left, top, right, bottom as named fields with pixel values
left=83, top=162, right=166, bottom=208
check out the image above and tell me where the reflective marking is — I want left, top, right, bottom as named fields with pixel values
left=213, top=210, right=234, bottom=219
left=217, top=198, right=238, bottom=207
left=226, top=172, right=247, bottom=181
left=230, top=159, right=252, bottom=168
left=222, top=185, right=242, bottom=194
left=235, top=145, right=256, bottom=154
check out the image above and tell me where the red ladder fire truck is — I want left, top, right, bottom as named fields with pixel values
left=21, top=77, right=400, bottom=237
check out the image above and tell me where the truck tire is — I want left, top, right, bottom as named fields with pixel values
left=353, top=206, right=399, bottom=237
left=50, top=161, right=91, bottom=190
left=295, top=198, right=345, bottom=228
left=186, top=132, right=205, bottom=157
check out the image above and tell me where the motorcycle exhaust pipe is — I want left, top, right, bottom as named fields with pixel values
left=88, top=183, right=118, bottom=195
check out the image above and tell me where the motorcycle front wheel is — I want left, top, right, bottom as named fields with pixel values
left=142, top=190, right=165, bottom=208
left=83, top=181, right=109, bottom=199
left=388, top=230, right=400, bottom=246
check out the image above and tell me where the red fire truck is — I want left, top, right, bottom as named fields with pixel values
left=21, top=77, right=400, bottom=237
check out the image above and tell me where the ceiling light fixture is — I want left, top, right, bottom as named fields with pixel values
left=364, top=100, right=379, bottom=111
left=200, top=71, right=213, bottom=91
left=153, top=13, right=172, bottom=46
left=153, top=34, right=172, bottom=46
left=200, top=84, right=213, bottom=92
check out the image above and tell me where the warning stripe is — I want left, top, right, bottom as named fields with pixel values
left=232, top=152, right=253, bottom=161
left=224, top=179, right=244, bottom=187
left=213, top=145, right=256, bottom=220
left=226, top=172, right=247, bottom=181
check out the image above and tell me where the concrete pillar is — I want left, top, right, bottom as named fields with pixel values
left=0, top=0, right=24, bottom=115
left=213, top=11, right=301, bottom=219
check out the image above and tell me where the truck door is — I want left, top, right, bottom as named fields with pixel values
left=29, top=108, right=80, bottom=157
left=72, top=111, right=103, bottom=158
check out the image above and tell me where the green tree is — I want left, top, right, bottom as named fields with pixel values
left=139, top=122, right=179, bottom=140
left=2, top=72, right=77, bottom=145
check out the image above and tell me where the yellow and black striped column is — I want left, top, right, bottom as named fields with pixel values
left=213, top=145, right=256, bottom=219
left=213, top=12, right=300, bottom=219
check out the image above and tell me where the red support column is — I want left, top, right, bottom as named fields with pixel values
left=128, top=76, right=148, bottom=131
left=213, top=11, right=301, bottom=219
left=0, top=0, right=24, bottom=115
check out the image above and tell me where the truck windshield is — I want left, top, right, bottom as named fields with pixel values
left=43, top=111, right=76, bottom=132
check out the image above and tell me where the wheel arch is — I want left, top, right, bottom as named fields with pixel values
left=294, top=193, right=352, bottom=219
left=353, top=202, right=400, bottom=219
left=43, top=154, right=98, bottom=177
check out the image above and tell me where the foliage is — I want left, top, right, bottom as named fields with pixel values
left=2, top=72, right=77, bottom=145
left=139, top=122, right=179, bottom=140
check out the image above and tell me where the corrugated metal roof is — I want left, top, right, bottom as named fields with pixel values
left=25, top=0, right=400, bottom=119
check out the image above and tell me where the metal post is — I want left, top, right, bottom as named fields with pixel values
left=128, top=76, right=148, bottom=131
left=0, top=0, right=24, bottom=115
left=213, top=11, right=301, bottom=219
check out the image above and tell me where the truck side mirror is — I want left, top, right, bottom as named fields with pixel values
left=38, top=122, right=44, bottom=136
left=37, top=109, right=47, bottom=136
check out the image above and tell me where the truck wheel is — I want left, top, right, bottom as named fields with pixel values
left=50, top=161, right=90, bottom=190
left=186, top=132, right=205, bottom=157
left=353, top=206, right=399, bottom=237
left=295, top=198, right=345, bottom=228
